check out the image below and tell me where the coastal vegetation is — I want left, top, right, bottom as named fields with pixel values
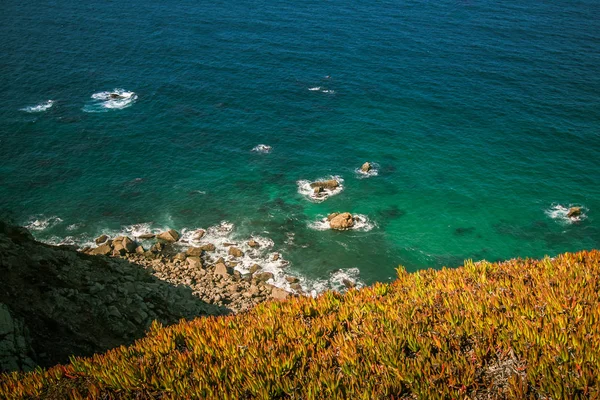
left=2, top=249, right=599, bottom=399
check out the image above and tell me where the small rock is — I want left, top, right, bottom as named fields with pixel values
left=567, top=207, right=582, bottom=218
left=290, top=283, right=303, bottom=291
left=248, top=239, right=260, bottom=248
left=214, top=263, right=231, bottom=278
left=95, top=234, right=109, bottom=245
left=186, top=247, right=203, bottom=257
left=187, top=257, right=202, bottom=269
left=135, top=245, right=145, bottom=254
left=173, top=252, right=187, bottom=262
left=270, top=287, right=290, bottom=301
left=255, top=272, right=274, bottom=282
left=90, top=244, right=112, bottom=256
left=360, top=162, right=372, bottom=173
left=151, top=242, right=165, bottom=253
left=192, top=229, right=206, bottom=240
left=285, top=276, right=299, bottom=283
left=229, top=247, right=244, bottom=258
left=249, top=264, right=261, bottom=274
left=157, top=229, right=180, bottom=243
left=272, top=253, right=280, bottom=261
left=329, top=212, right=354, bottom=230
left=137, top=233, right=155, bottom=239
left=200, top=243, right=216, bottom=252
left=342, top=279, right=356, bottom=289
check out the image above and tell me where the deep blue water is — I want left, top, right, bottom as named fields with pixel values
left=2, top=0, right=599, bottom=292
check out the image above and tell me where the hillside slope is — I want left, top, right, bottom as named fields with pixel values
left=2, top=248, right=599, bottom=399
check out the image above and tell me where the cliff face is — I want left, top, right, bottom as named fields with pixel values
left=0, top=222, right=225, bottom=372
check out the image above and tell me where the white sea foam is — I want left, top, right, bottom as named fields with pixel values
left=309, top=214, right=375, bottom=232
left=355, top=163, right=379, bottom=178
left=83, top=89, right=137, bottom=112
left=21, top=100, right=54, bottom=113
left=252, top=144, right=272, bottom=153
left=308, top=86, right=335, bottom=94
left=545, top=204, right=587, bottom=224
left=306, top=268, right=364, bottom=296
left=308, top=87, right=321, bottom=91
left=24, top=216, right=63, bottom=231
left=297, top=176, right=344, bottom=202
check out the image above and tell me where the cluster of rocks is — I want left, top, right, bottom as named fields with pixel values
left=82, top=229, right=297, bottom=314
left=310, top=179, right=340, bottom=198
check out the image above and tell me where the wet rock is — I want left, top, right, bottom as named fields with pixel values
left=137, top=233, right=155, bottom=239
left=310, top=179, right=339, bottom=189
left=329, top=212, right=354, bottom=230
left=285, top=276, right=299, bottom=283
left=360, top=162, right=372, bottom=173
left=200, top=243, right=216, bottom=252
left=90, top=244, right=112, bottom=256
left=249, top=264, right=261, bottom=274
left=255, top=272, right=274, bottom=282
left=192, top=229, right=206, bottom=240
left=290, top=283, right=303, bottom=291
left=272, top=253, right=280, bottom=261
left=567, top=207, right=582, bottom=218
left=229, top=247, right=243, bottom=258
left=187, top=257, right=202, bottom=269
left=95, top=234, right=109, bottom=245
left=314, top=187, right=324, bottom=195
left=151, top=242, right=165, bottom=253
left=157, top=229, right=180, bottom=243
left=186, top=247, right=203, bottom=257
left=342, top=279, right=356, bottom=289
left=327, top=213, right=339, bottom=221
left=248, top=239, right=260, bottom=248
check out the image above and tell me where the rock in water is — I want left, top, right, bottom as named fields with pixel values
left=192, top=229, right=206, bottom=240
left=95, top=234, right=109, bottom=245
left=157, top=229, right=180, bottom=243
left=567, top=207, right=582, bottom=218
left=310, top=179, right=339, bottom=189
left=360, top=162, right=372, bottom=173
left=329, top=213, right=355, bottom=230
left=137, top=233, right=155, bottom=239
left=248, top=239, right=260, bottom=248
left=229, top=247, right=244, bottom=258
left=200, top=243, right=216, bottom=252
left=343, top=279, right=356, bottom=289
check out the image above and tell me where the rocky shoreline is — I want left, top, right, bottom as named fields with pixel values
left=82, top=229, right=300, bottom=314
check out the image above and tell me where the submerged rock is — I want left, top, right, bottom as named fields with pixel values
left=329, top=213, right=355, bottom=230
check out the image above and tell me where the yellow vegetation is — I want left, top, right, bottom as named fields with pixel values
left=1, top=250, right=599, bottom=399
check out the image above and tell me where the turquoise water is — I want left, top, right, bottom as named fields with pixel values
left=2, top=0, right=599, bottom=290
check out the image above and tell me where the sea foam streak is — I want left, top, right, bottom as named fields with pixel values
left=83, top=89, right=137, bottom=112
left=25, top=216, right=63, bottom=231
left=309, top=214, right=375, bottom=232
left=297, top=176, right=344, bottom=202
left=21, top=100, right=54, bottom=113
left=545, top=204, right=587, bottom=224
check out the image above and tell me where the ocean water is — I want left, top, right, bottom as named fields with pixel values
left=2, top=0, right=599, bottom=291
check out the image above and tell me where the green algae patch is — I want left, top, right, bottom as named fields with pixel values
left=2, top=250, right=599, bottom=399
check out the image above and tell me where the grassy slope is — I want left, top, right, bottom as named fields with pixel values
left=1, top=250, right=599, bottom=399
